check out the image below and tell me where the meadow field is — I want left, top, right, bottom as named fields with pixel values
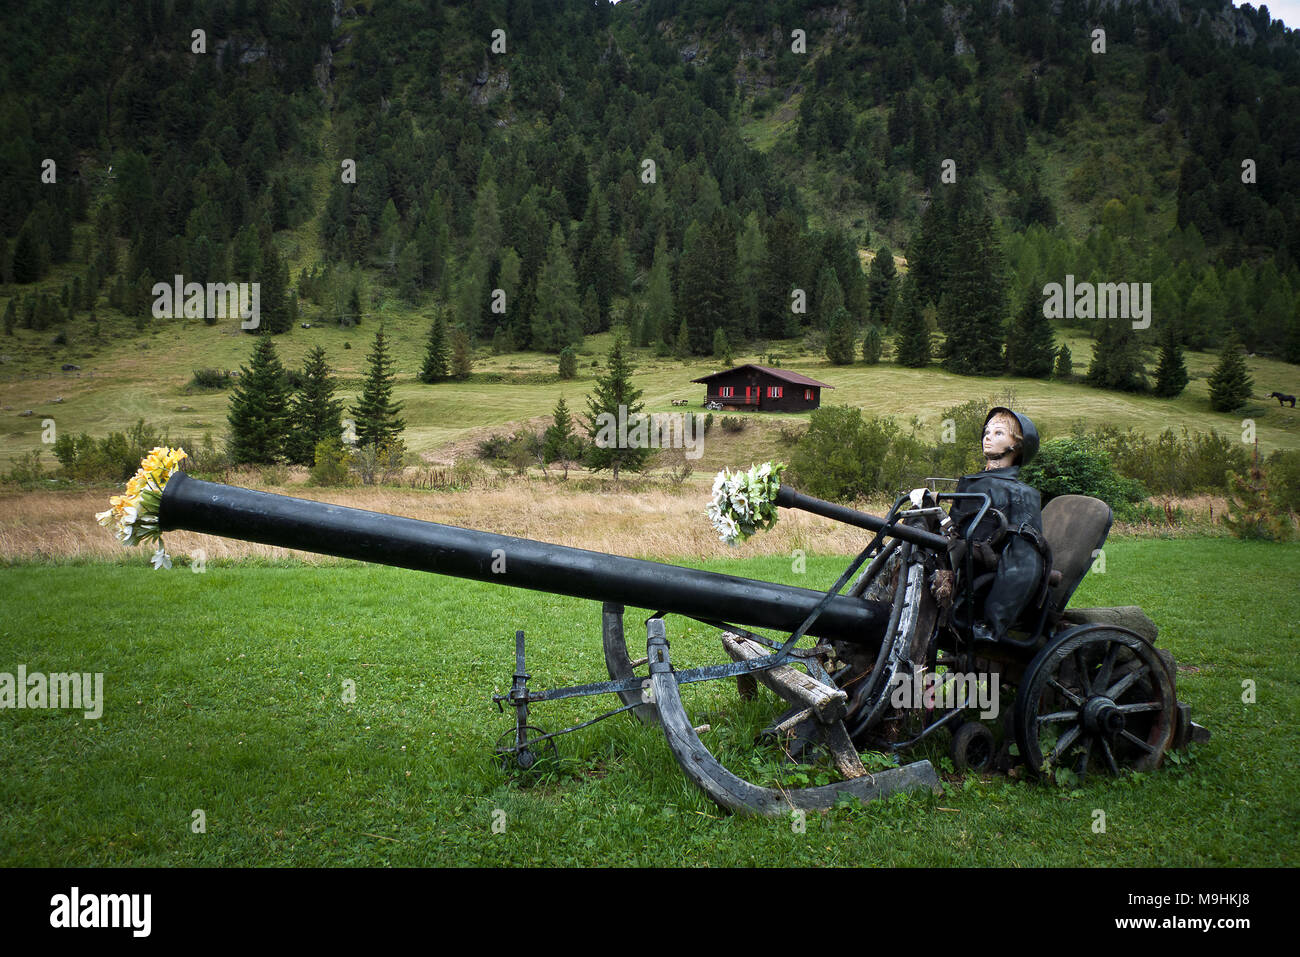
left=1, top=538, right=1296, bottom=867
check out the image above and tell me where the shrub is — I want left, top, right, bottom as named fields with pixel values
left=1020, top=436, right=1148, bottom=514
left=476, top=434, right=512, bottom=460
left=260, top=463, right=288, bottom=486
left=353, top=438, right=407, bottom=485
left=788, top=405, right=926, bottom=500
left=311, top=437, right=352, bottom=487
left=51, top=418, right=167, bottom=482
left=720, top=416, right=746, bottom=433
left=189, top=368, right=230, bottom=390
left=3, top=449, right=48, bottom=488
left=1265, top=449, right=1300, bottom=513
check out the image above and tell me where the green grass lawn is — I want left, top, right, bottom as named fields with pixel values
left=1, top=538, right=1296, bottom=867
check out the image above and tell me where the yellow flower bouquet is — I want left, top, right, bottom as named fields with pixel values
left=96, top=446, right=188, bottom=569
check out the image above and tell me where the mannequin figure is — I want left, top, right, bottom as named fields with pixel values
left=946, top=408, right=1049, bottom=643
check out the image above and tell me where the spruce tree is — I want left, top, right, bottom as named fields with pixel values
left=287, top=347, right=346, bottom=466
left=450, top=325, right=474, bottom=380
left=3, top=299, right=15, bottom=336
left=1054, top=343, right=1073, bottom=379
left=351, top=327, right=406, bottom=448
left=674, top=317, right=691, bottom=360
left=585, top=337, right=651, bottom=482
left=821, top=306, right=852, bottom=364
left=543, top=396, right=582, bottom=479
left=861, top=321, right=883, bottom=365
left=1153, top=324, right=1189, bottom=398
left=419, top=312, right=449, bottom=383
left=713, top=327, right=733, bottom=365
left=258, top=240, right=292, bottom=334
left=226, top=335, right=292, bottom=464
left=867, top=246, right=897, bottom=326
left=938, top=197, right=1007, bottom=375
left=815, top=265, right=845, bottom=331
left=1207, top=334, right=1254, bottom=411
left=893, top=277, right=930, bottom=368
left=1087, top=314, right=1148, bottom=392
left=532, top=224, right=583, bottom=352
left=1007, top=292, right=1057, bottom=378
left=558, top=345, right=577, bottom=380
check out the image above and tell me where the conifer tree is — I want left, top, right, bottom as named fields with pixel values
left=585, top=337, right=651, bottom=483
left=419, top=312, right=449, bottom=383
left=287, top=346, right=346, bottom=465
left=893, top=277, right=930, bottom=368
left=826, top=306, right=857, bottom=364
left=558, top=345, right=577, bottom=380
left=543, top=396, right=582, bottom=479
left=815, top=265, right=844, bottom=331
left=1087, top=314, right=1148, bottom=392
left=674, top=317, right=691, bottom=360
left=1054, top=343, right=1073, bottom=379
left=1208, top=334, right=1254, bottom=411
left=867, top=246, right=897, bottom=326
left=861, top=321, right=883, bottom=365
left=450, top=325, right=474, bottom=380
left=1153, top=324, right=1189, bottom=398
left=1007, top=292, right=1057, bottom=378
left=351, top=327, right=406, bottom=448
left=227, top=335, right=292, bottom=464
left=532, top=225, right=583, bottom=352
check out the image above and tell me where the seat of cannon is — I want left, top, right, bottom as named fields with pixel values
left=1059, top=605, right=1158, bottom=643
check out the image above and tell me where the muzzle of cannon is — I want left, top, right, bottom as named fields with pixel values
left=157, top=471, right=894, bottom=645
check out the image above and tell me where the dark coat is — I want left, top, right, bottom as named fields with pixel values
left=949, top=465, right=1046, bottom=640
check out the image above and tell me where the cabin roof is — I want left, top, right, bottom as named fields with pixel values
left=690, top=364, right=834, bottom=389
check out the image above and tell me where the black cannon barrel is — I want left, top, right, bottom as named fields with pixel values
left=158, top=472, right=890, bottom=645
left=775, top=486, right=949, bottom=552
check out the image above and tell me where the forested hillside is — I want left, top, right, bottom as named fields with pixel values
left=2, top=0, right=1298, bottom=385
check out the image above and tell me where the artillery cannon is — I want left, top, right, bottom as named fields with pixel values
left=156, top=470, right=1206, bottom=815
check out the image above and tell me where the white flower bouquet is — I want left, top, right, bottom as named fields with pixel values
left=706, top=461, right=786, bottom=545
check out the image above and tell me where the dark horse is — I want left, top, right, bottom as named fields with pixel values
left=1269, top=391, right=1296, bottom=407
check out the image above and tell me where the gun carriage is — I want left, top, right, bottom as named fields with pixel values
left=157, top=470, right=1206, bottom=815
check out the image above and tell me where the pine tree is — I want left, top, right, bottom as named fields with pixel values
left=532, top=224, right=583, bottom=352
left=258, top=240, right=292, bottom=333
left=1007, top=292, right=1057, bottom=378
left=351, top=327, right=406, bottom=448
left=1087, top=313, right=1148, bottom=392
left=558, top=345, right=577, bottom=380
left=713, top=327, right=733, bottom=365
left=893, top=277, right=930, bottom=368
left=867, top=246, right=897, bottom=326
left=1054, top=343, right=1073, bottom=379
left=826, top=306, right=856, bottom=364
left=419, top=312, right=449, bottom=383
left=585, top=337, right=651, bottom=482
left=861, top=321, right=883, bottom=365
left=1207, top=334, right=1254, bottom=412
left=1153, top=324, right=1189, bottom=398
left=644, top=234, right=674, bottom=347
left=226, top=335, right=292, bottom=464
left=938, top=196, right=1008, bottom=375
left=286, top=347, right=346, bottom=466
left=3, top=299, right=15, bottom=336
left=450, top=325, right=474, bottom=380
left=815, top=265, right=845, bottom=331
left=674, top=317, right=691, bottom=360
left=543, top=396, right=582, bottom=479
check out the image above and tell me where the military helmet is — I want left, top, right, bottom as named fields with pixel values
left=983, top=407, right=1039, bottom=467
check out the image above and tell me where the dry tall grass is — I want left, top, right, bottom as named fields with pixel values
left=0, top=481, right=903, bottom=565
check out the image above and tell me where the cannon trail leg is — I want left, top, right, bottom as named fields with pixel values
left=646, top=620, right=942, bottom=815
left=601, top=602, right=658, bottom=725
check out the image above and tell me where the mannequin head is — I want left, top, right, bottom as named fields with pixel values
left=982, top=410, right=1023, bottom=469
